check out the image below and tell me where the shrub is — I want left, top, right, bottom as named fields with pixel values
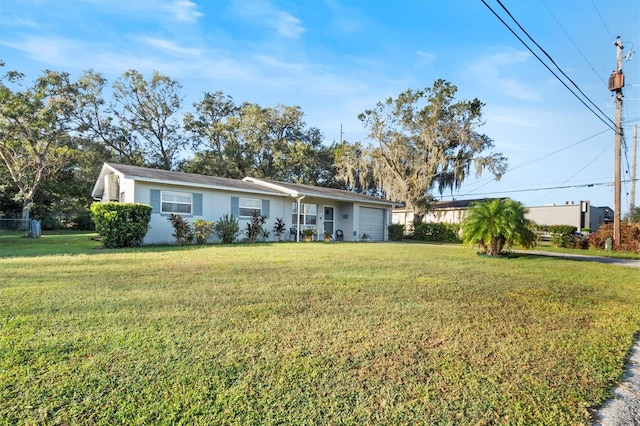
left=193, top=219, right=214, bottom=245
left=214, top=214, right=240, bottom=244
left=273, top=217, right=287, bottom=241
left=70, top=210, right=95, bottom=231
left=90, top=202, right=152, bottom=248
left=168, top=214, right=194, bottom=246
left=589, top=223, right=640, bottom=253
left=245, top=210, right=267, bottom=243
left=388, top=223, right=405, bottom=241
left=413, top=222, right=460, bottom=242
left=549, top=225, right=578, bottom=248
left=573, top=234, right=589, bottom=250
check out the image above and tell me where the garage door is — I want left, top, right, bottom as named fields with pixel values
left=359, top=207, right=385, bottom=241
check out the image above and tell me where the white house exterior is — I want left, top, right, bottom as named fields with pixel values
left=91, top=163, right=397, bottom=245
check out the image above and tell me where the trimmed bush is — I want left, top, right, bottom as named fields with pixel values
left=90, top=202, right=152, bottom=248
left=413, top=222, right=460, bottom=242
left=549, top=225, right=578, bottom=248
left=388, top=223, right=405, bottom=241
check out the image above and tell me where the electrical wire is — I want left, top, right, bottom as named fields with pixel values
left=529, top=141, right=613, bottom=203
left=480, top=0, right=616, bottom=132
left=541, top=0, right=608, bottom=88
left=590, top=0, right=615, bottom=41
left=438, top=178, right=638, bottom=199
left=493, top=0, right=616, bottom=129
left=454, top=128, right=610, bottom=195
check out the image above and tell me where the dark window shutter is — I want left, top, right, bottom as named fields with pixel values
left=150, top=189, right=161, bottom=213
left=193, top=193, right=203, bottom=216
left=262, top=199, right=270, bottom=218
left=231, top=196, right=239, bottom=216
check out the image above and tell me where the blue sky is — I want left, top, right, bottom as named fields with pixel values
left=1, top=0, right=639, bottom=210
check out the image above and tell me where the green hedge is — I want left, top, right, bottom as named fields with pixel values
left=388, top=223, right=405, bottom=241
left=90, top=202, right=152, bottom=248
left=549, top=224, right=578, bottom=248
left=413, top=222, right=460, bottom=242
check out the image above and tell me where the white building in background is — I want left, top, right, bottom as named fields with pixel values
left=392, top=199, right=613, bottom=232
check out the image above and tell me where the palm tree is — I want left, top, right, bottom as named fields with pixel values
left=461, top=198, right=536, bottom=256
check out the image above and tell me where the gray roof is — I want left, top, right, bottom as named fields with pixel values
left=254, top=179, right=397, bottom=205
left=103, top=163, right=282, bottom=195
left=95, top=163, right=396, bottom=206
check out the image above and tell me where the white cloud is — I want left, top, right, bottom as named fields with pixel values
left=0, top=36, right=83, bottom=68
left=416, top=50, right=436, bottom=61
left=467, top=49, right=541, bottom=102
left=232, top=0, right=305, bottom=39
left=1, top=14, right=39, bottom=29
left=163, top=0, right=203, bottom=23
left=141, top=37, right=202, bottom=56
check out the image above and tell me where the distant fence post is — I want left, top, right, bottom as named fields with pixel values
left=29, top=220, right=41, bottom=238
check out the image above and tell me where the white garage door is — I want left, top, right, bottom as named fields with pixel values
left=359, top=207, right=385, bottom=241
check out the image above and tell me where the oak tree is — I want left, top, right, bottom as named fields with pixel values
left=337, top=80, right=507, bottom=216
left=0, top=67, right=79, bottom=220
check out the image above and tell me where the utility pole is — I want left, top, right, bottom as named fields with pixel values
left=631, top=124, right=638, bottom=221
left=609, top=37, right=624, bottom=248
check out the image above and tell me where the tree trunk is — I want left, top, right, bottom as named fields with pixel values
left=21, top=199, right=32, bottom=221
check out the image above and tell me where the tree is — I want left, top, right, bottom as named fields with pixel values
left=624, top=206, right=640, bottom=223
left=182, top=91, right=244, bottom=177
left=334, top=140, right=379, bottom=195
left=0, top=67, right=79, bottom=220
left=74, top=70, right=144, bottom=166
left=461, top=198, right=536, bottom=256
left=337, top=80, right=507, bottom=216
left=112, top=70, right=186, bottom=170
left=181, top=94, right=333, bottom=185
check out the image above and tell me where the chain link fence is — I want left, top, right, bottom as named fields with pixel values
left=0, top=219, right=41, bottom=237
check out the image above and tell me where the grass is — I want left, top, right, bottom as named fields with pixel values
left=1, top=233, right=639, bottom=424
left=533, top=240, right=640, bottom=260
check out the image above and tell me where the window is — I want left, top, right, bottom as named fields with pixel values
left=239, top=198, right=261, bottom=217
left=292, top=203, right=317, bottom=226
left=161, top=191, right=192, bottom=214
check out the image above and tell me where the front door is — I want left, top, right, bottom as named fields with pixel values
left=323, top=206, right=334, bottom=238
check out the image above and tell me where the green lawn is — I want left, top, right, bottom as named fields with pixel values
left=1, top=233, right=639, bottom=424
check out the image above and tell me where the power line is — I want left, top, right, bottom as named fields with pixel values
left=455, top=128, right=610, bottom=195
left=530, top=140, right=612, bottom=203
left=493, top=0, right=616, bottom=129
left=541, top=0, right=608, bottom=88
left=440, top=179, right=639, bottom=200
left=480, top=0, right=615, bottom=132
left=590, top=0, right=615, bottom=41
